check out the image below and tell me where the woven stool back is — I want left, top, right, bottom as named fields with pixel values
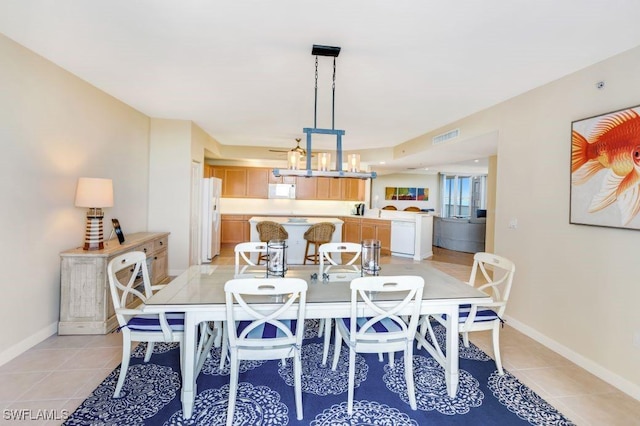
left=256, top=221, right=289, bottom=242
left=304, top=222, right=335, bottom=243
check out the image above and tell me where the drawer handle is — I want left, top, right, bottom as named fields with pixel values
left=143, top=248, right=147, bottom=252
left=159, top=241, right=164, bottom=246
left=154, top=256, right=158, bottom=260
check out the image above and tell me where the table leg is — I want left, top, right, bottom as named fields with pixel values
left=182, top=312, right=198, bottom=419
left=444, top=305, right=459, bottom=397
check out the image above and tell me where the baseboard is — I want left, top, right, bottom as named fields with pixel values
left=505, top=315, right=640, bottom=401
left=0, top=322, right=58, bottom=366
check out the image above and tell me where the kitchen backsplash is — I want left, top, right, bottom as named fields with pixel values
left=220, top=198, right=357, bottom=216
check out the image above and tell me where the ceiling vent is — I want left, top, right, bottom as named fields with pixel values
left=432, top=128, right=460, bottom=145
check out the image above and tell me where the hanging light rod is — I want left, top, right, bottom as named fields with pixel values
left=273, top=43, right=376, bottom=180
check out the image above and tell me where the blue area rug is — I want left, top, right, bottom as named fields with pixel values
left=64, top=321, right=574, bottom=425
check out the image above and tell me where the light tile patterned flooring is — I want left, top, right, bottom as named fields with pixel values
left=1, top=246, right=639, bottom=425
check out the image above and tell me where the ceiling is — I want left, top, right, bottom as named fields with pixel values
left=2, top=1, right=640, bottom=174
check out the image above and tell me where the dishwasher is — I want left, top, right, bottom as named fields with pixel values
left=390, top=220, right=416, bottom=257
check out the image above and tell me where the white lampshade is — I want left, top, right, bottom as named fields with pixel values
left=75, top=178, right=114, bottom=208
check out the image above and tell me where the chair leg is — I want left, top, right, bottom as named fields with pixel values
left=347, top=348, right=356, bottom=415
left=303, top=241, right=310, bottom=265
left=405, top=345, right=417, bottom=410
left=226, top=353, right=239, bottom=426
left=462, top=331, right=470, bottom=348
left=321, top=318, right=332, bottom=366
left=114, top=335, right=132, bottom=398
left=219, top=332, right=228, bottom=370
left=492, top=324, right=504, bottom=375
left=144, top=341, right=154, bottom=362
left=331, top=325, right=342, bottom=371
left=294, top=351, right=304, bottom=420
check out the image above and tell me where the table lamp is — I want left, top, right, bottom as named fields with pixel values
left=75, top=177, right=113, bottom=250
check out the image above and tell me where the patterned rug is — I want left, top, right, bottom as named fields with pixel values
left=64, top=321, right=574, bottom=425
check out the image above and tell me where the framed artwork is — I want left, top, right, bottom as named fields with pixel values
left=384, top=187, right=429, bottom=201
left=112, top=218, right=125, bottom=244
left=570, top=104, right=640, bottom=230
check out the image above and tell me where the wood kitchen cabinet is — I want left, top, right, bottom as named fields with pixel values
left=362, top=218, right=391, bottom=255
left=59, top=232, right=170, bottom=335
left=246, top=168, right=269, bottom=198
left=295, top=176, right=317, bottom=199
left=221, top=215, right=251, bottom=244
left=342, top=217, right=362, bottom=243
left=317, top=177, right=342, bottom=200
left=342, top=178, right=365, bottom=201
left=209, top=165, right=365, bottom=201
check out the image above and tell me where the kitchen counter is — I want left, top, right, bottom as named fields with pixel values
left=248, top=217, right=343, bottom=264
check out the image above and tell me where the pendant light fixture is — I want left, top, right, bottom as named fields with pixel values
left=273, top=45, right=376, bottom=180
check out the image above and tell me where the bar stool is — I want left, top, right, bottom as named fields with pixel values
left=256, top=221, right=288, bottom=264
left=303, top=222, right=335, bottom=265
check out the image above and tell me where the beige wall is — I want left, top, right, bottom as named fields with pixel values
left=0, top=34, right=151, bottom=363
left=431, top=47, right=640, bottom=398
left=148, top=119, right=222, bottom=273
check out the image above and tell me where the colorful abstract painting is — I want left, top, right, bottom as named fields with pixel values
left=385, top=187, right=429, bottom=201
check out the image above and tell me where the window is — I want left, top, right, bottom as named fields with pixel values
left=440, top=174, right=486, bottom=218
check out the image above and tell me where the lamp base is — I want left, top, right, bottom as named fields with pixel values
left=83, top=210, right=105, bottom=251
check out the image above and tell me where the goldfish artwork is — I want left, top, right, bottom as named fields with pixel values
left=570, top=106, right=640, bottom=228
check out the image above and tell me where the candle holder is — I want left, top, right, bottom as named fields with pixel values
left=361, top=239, right=381, bottom=276
left=267, top=239, right=287, bottom=277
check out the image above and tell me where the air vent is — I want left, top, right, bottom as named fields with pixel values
left=432, top=128, right=460, bottom=145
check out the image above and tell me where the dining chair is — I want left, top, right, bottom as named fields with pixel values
left=331, top=275, right=424, bottom=415
left=381, top=205, right=397, bottom=210
left=108, top=252, right=218, bottom=398
left=317, top=242, right=362, bottom=366
left=234, top=241, right=267, bottom=276
left=303, top=222, right=336, bottom=264
left=403, top=206, right=421, bottom=212
left=417, top=252, right=515, bottom=375
left=223, top=277, right=307, bottom=426
left=256, top=221, right=289, bottom=264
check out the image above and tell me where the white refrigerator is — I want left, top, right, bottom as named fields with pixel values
left=201, top=177, right=222, bottom=263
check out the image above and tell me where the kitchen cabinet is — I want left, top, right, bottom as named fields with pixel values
left=342, top=217, right=362, bottom=243
left=209, top=165, right=364, bottom=201
left=317, top=177, right=342, bottom=200
left=362, top=218, right=391, bottom=255
left=246, top=168, right=269, bottom=198
left=59, top=232, right=170, bottom=335
left=221, top=215, right=251, bottom=244
left=223, top=168, right=247, bottom=197
left=295, top=176, right=317, bottom=199
left=342, top=178, right=365, bottom=201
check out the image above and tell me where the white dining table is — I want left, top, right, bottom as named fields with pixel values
left=143, top=263, right=491, bottom=419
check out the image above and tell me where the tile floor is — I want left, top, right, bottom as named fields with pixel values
left=1, top=246, right=639, bottom=425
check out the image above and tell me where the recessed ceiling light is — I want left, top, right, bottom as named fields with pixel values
left=424, top=168, right=429, bottom=170
left=379, top=161, right=386, bottom=165
left=474, top=159, right=479, bottom=163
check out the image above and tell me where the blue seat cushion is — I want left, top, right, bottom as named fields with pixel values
left=442, top=304, right=500, bottom=323
left=339, top=317, right=404, bottom=333
left=126, top=313, right=184, bottom=332
left=236, top=320, right=298, bottom=339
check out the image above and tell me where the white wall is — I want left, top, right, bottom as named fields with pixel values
left=429, top=46, right=640, bottom=398
left=371, top=173, right=439, bottom=212
left=0, top=34, right=151, bottom=363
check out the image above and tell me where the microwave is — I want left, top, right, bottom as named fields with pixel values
left=268, top=183, right=296, bottom=199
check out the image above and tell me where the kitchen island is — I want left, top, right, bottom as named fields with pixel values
left=248, top=216, right=343, bottom=264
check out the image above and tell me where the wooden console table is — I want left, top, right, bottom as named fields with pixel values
left=58, top=232, right=170, bottom=335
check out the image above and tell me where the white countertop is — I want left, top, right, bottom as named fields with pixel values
left=248, top=216, right=344, bottom=225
